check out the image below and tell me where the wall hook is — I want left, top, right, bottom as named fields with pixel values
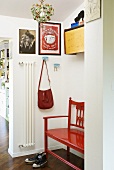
left=54, top=63, right=60, bottom=71
left=42, top=56, right=48, bottom=61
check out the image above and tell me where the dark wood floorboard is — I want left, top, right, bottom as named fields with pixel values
left=0, top=115, right=84, bottom=170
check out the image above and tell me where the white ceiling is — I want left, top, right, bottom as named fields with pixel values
left=0, top=0, right=84, bottom=21
left=0, top=0, right=84, bottom=42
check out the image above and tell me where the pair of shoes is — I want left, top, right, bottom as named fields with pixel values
left=33, top=152, right=47, bottom=168
left=25, top=152, right=44, bottom=164
left=25, top=152, right=47, bottom=168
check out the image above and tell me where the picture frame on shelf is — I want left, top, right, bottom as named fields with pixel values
left=39, top=22, right=61, bottom=55
left=19, top=29, right=36, bottom=54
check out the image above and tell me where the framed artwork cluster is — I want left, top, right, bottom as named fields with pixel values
left=19, top=22, right=61, bottom=55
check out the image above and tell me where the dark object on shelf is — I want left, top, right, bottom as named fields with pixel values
left=74, top=10, right=84, bottom=23
left=71, top=22, right=79, bottom=28
left=38, top=60, right=54, bottom=109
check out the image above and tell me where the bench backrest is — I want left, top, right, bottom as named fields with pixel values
left=68, top=97, right=84, bottom=130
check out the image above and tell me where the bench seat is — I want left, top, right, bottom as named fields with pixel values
left=43, top=98, right=84, bottom=170
left=46, top=128, right=84, bottom=154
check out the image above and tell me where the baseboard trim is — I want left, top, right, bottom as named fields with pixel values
left=8, top=148, right=40, bottom=158
left=8, top=144, right=62, bottom=158
left=8, top=144, right=83, bottom=158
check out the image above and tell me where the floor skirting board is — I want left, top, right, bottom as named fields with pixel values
left=8, top=145, right=62, bottom=158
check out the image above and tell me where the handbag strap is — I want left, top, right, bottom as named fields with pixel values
left=38, top=60, right=51, bottom=89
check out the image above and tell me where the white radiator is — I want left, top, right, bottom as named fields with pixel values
left=19, top=62, right=35, bottom=147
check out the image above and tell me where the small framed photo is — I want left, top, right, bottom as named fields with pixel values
left=39, top=22, right=61, bottom=55
left=19, top=29, right=36, bottom=54
left=85, top=0, right=101, bottom=23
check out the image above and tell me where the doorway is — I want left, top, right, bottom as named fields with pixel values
left=0, top=38, right=11, bottom=152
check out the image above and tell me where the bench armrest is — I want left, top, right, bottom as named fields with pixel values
left=43, top=115, right=68, bottom=120
left=43, top=116, right=68, bottom=132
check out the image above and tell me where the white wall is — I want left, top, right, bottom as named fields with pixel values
left=2, top=2, right=113, bottom=170
left=61, top=6, right=107, bottom=169
left=0, top=15, right=64, bottom=157
left=103, top=0, right=114, bottom=169
left=0, top=3, right=85, bottom=157
left=2, top=1, right=114, bottom=169
left=62, top=3, right=85, bottom=157
left=62, top=1, right=114, bottom=169
left=85, top=0, right=114, bottom=169
left=62, top=3, right=84, bottom=114
left=84, top=7, right=103, bottom=170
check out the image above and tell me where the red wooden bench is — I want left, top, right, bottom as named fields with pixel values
left=43, top=97, right=84, bottom=170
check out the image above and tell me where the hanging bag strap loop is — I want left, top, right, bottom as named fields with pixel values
left=38, top=60, right=51, bottom=90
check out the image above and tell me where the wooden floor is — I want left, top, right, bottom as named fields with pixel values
left=0, top=116, right=84, bottom=170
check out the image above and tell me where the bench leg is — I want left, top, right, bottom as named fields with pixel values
left=44, top=119, right=48, bottom=158
left=44, top=133, right=48, bottom=158
left=67, top=146, right=70, bottom=156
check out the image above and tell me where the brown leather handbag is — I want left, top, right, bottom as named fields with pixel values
left=38, top=60, right=54, bottom=109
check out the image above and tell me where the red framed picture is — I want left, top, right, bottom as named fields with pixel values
left=39, top=22, right=61, bottom=55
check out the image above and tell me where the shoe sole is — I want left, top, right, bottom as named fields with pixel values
left=25, top=161, right=36, bottom=165
left=33, top=161, right=47, bottom=168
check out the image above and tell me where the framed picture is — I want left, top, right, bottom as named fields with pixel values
left=19, top=29, right=36, bottom=54
left=85, top=0, right=101, bottom=23
left=39, top=22, right=61, bottom=55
